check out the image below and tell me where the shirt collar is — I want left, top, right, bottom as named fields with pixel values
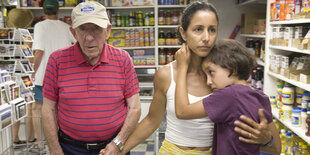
left=74, top=42, right=110, bottom=65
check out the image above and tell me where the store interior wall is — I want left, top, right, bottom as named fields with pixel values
left=208, top=0, right=266, bottom=43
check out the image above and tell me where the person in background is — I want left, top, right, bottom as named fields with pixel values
left=41, top=1, right=141, bottom=155
left=102, top=1, right=279, bottom=155
left=174, top=39, right=281, bottom=154
left=31, top=0, right=75, bottom=152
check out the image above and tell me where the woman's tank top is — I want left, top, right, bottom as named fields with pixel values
left=165, top=63, right=214, bottom=147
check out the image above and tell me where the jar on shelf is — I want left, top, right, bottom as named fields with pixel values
left=270, top=96, right=276, bottom=108
left=296, top=87, right=304, bottom=107
left=159, top=48, right=166, bottom=65
left=158, top=10, right=165, bottom=25
left=171, top=10, right=179, bottom=25
left=280, top=104, right=292, bottom=122
left=149, top=11, right=155, bottom=26
left=291, top=107, right=301, bottom=127
left=302, top=91, right=310, bottom=110
left=158, top=30, right=166, bottom=45
left=282, top=84, right=295, bottom=105
left=165, top=10, right=172, bottom=25
left=166, top=48, right=174, bottom=64
left=144, top=12, right=150, bottom=26
left=166, top=30, right=173, bottom=45
left=129, top=11, right=135, bottom=27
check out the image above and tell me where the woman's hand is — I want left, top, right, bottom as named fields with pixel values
left=175, top=43, right=191, bottom=69
left=234, top=109, right=272, bottom=145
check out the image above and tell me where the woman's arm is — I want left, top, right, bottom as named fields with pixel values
left=174, top=44, right=207, bottom=119
left=120, top=66, right=170, bottom=154
left=234, top=109, right=281, bottom=154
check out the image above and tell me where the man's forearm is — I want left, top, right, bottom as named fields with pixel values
left=42, top=98, right=63, bottom=154
left=115, top=94, right=141, bottom=144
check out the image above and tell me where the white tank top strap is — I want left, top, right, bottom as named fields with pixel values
left=170, top=62, right=174, bottom=82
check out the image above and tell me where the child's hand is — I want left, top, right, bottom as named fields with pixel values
left=175, top=43, right=191, bottom=68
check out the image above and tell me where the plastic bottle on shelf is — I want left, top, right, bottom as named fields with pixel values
left=301, top=108, right=307, bottom=130
left=159, top=48, right=166, bottom=65
left=280, top=129, right=286, bottom=154
left=285, top=131, right=293, bottom=155
left=254, top=40, right=261, bottom=57
left=158, top=30, right=166, bottom=45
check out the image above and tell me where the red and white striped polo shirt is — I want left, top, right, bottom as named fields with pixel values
left=43, top=42, right=140, bottom=142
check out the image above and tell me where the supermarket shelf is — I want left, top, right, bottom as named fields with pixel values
left=158, top=45, right=181, bottom=48
left=158, top=25, right=179, bottom=29
left=112, top=26, right=155, bottom=30
left=120, top=46, right=155, bottom=50
left=134, top=65, right=156, bottom=68
left=19, top=7, right=74, bottom=9
left=267, top=71, right=310, bottom=92
left=240, top=34, right=266, bottom=38
left=158, top=5, right=186, bottom=8
left=272, top=108, right=310, bottom=144
left=237, top=0, right=266, bottom=6
left=256, top=58, right=265, bottom=66
left=140, top=96, right=153, bottom=100
left=139, top=82, right=153, bottom=87
left=106, top=6, right=154, bottom=9
left=270, top=19, right=310, bottom=25
left=269, top=45, right=310, bottom=55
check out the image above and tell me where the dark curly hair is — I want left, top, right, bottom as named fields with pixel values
left=176, top=1, right=219, bottom=44
left=203, top=39, right=257, bottom=80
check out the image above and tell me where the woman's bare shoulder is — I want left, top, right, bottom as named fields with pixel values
left=154, top=63, right=173, bottom=91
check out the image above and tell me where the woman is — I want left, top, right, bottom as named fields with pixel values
left=101, top=1, right=280, bottom=155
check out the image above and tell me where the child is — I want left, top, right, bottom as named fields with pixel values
left=175, top=39, right=274, bottom=155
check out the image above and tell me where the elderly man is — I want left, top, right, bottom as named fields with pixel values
left=41, top=1, right=141, bottom=155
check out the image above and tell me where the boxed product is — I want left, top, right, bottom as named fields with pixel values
left=111, top=0, right=131, bottom=7
left=300, top=70, right=310, bottom=84
left=110, top=30, right=125, bottom=38
left=108, top=38, right=125, bottom=47
left=241, top=13, right=266, bottom=34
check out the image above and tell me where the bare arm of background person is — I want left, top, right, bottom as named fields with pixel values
left=103, top=93, right=141, bottom=155
left=42, top=97, right=64, bottom=155
left=31, top=50, right=43, bottom=80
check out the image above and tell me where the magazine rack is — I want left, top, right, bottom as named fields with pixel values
left=0, top=28, right=34, bottom=154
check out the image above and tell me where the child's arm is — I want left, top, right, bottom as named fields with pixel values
left=174, top=44, right=207, bottom=120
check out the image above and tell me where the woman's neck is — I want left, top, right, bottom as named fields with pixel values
left=187, top=54, right=204, bottom=74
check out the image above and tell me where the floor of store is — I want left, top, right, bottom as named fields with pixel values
left=13, top=140, right=155, bottom=155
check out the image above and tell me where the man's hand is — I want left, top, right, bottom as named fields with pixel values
left=234, top=109, right=272, bottom=145
left=99, top=142, right=121, bottom=155
left=31, top=72, right=36, bottom=81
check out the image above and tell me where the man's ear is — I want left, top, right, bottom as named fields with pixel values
left=70, top=27, right=77, bottom=39
left=105, top=24, right=112, bottom=40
